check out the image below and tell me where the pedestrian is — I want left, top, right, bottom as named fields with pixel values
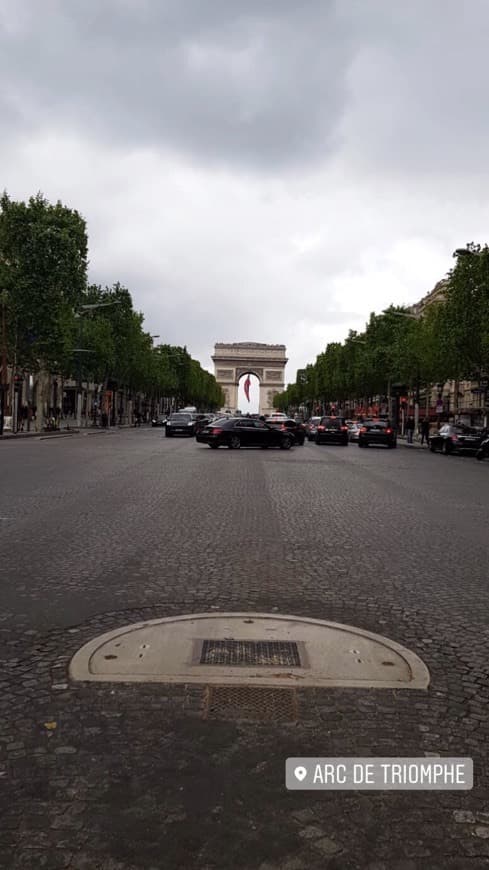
left=420, top=417, right=430, bottom=446
left=406, top=416, right=415, bottom=444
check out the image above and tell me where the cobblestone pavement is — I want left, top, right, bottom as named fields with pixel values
left=1, top=431, right=489, bottom=869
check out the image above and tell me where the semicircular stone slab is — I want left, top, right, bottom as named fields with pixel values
left=69, top=613, right=429, bottom=690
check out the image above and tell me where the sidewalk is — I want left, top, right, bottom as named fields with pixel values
left=0, top=429, right=77, bottom=440
left=1, top=422, right=152, bottom=441
left=398, top=436, right=429, bottom=449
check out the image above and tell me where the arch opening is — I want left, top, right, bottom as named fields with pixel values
left=237, top=372, right=260, bottom=415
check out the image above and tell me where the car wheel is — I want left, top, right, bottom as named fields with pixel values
left=165, top=430, right=172, bottom=437
left=229, top=435, right=241, bottom=449
left=442, top=441, right=451, bottom=455
left=476, top=451, right=484, bottom=461
left=429, top=441, right=436, bottom=452
left=281, top=436, right=292, bottom=450
left=209, top=443, right=218, bottom=449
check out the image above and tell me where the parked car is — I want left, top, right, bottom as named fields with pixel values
left=358, top=420, right=397, bottom=448
left=265, top=417, right=306, bottom=445
left=165, top=412, right=197, bottom=437
left=476, top=433, right=489, bottom=461
left=196, top=417, right=294, bottom=449
left=348, top=422, right=363, bottom=442
left=305, top=416, right=322, bottom=441
left=429, top=424, right=486, bottom=455
left=315, top=416, right=349, bottom=445
left=151, top=415, right=167, bottom=427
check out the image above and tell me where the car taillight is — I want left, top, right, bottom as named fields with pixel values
left=280, top=424, right=286, bottom=430
left=451, top=435, right=458, bottom=442
left=317, top=425, right=325, bottom=431
left=340, top=425, right=348, bottom=431
left=385, top=428, right=392, bottom=434
left=211, top=427, right=222, bottom=434
left=360, top=427, right=367, bottom=433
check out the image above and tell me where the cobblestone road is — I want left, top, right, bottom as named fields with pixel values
left=1, top=430, right=489, bottom=869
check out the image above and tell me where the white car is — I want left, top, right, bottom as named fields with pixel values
left=348, top=422, right=363, bottom=442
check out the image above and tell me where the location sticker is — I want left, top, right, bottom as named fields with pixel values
left=286, top=758, right=473, bottom=790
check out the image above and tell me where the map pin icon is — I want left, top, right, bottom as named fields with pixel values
left=294, top=765, right=307, bottom=782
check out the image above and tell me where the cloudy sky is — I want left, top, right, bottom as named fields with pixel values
left=2, top=0, right=489, bottom=387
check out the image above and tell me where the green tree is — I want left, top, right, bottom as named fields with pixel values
left=0, top=191, right=88, bottom=373
left=443, top=244, right=489, bottom=380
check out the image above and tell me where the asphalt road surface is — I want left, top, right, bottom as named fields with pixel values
left=1, top=429, right=489, bottom=869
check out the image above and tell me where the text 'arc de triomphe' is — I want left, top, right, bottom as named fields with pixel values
left=212, top=342, right=288, bottom=416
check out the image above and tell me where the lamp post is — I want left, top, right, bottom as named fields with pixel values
left=0, top=290, right=8, bottom=436
left=150, top=336, right=160, bottom=417
left=382, top=308, right=421, bottom=433
left=350, top=337, right=367, bottom=415
left=74, top=300, right=121, bottom=428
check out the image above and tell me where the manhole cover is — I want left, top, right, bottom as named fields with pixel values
left=202, top=685, right=299, bottom=722
left=69, top=612, right=430, bottom=689
left=200, top=639, right=301, bottom=667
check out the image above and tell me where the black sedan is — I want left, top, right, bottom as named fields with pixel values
left=358, top=420, right=397, bottom=448
left=165, top=412, right=197, bottom=436
left=315, top=416, right=349, bottom=445
left=265, top=417, right=306, bottom=445
left=196, top=417, right=294, bottom=449
left=429, top=424, right=486, bottom=455
left=151, top=415, right=167, bottom=427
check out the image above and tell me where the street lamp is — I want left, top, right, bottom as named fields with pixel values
left=453, top=248, right=482, bottom=258
left=382, top=308, right=419, bottom=320
left=0, top=290, right=8, bottom=436
left=382, top=308, right=421, bottom=432
left=74, top=300, right=121, bottom=428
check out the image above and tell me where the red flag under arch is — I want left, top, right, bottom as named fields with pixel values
left=244, top=374, right=251, bottom=402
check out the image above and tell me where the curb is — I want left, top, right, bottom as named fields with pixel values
left=1, top=430, right=77, bottom=441
left=398, top=438, right=427, bottom=450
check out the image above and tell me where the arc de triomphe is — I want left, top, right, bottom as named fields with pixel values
left=212, top=342, right=288, bottom=416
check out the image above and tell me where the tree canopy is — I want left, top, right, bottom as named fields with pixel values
left=274, top=246, right=489, bottom=414
left=0, top=192, right=224, bottom=410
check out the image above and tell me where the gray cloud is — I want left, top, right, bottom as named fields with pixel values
left=0, top=0, right=355, bottom=170
left=2, top=1, right=489, bottom=382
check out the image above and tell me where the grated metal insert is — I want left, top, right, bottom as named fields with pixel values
left=200, top=639, right=301, bottom=668
left=202, top=685, right=299, bottom=722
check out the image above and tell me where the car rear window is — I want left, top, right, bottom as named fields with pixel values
left=365, top=421, right=387, bottom=428
left=320, top=417, right=344, bottom=427
left=169, top=414, right=191, bottom=422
